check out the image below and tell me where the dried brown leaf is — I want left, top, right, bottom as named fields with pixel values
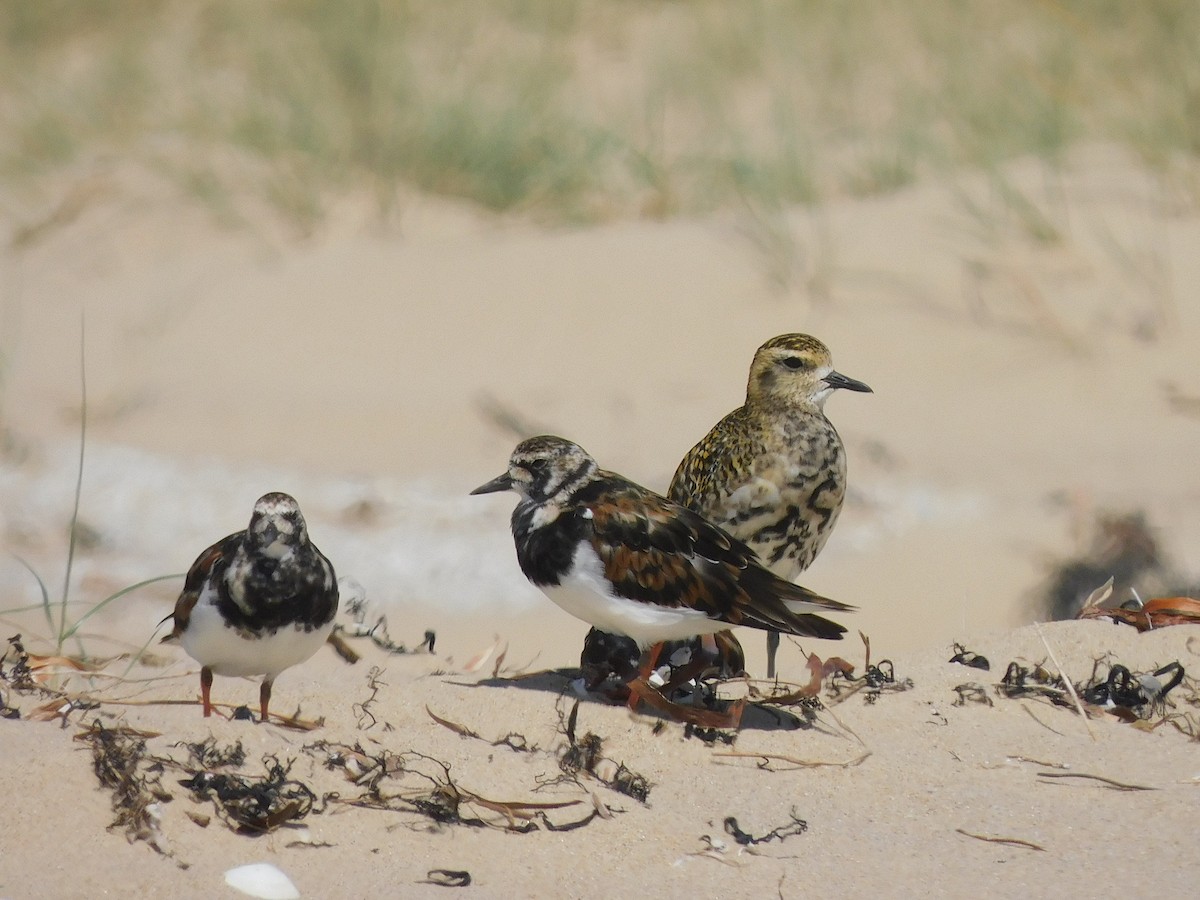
left=425, top=706, right=481, bottom=740
left=956, top=828, right=1045, bottom=851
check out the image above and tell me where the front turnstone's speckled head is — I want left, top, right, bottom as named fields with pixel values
left=748, top=333, right=872, bottom=410
left=246, top=491, right=309, bottom=554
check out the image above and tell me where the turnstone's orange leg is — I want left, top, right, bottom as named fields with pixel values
left=200, top=666, right=214, bottom=717
left=628, top=642, right=664, bottom=712
left=259, top=678, right=273, bottom=724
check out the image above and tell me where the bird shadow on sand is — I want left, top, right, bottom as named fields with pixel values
left=445, top=668, right=819, bottom=733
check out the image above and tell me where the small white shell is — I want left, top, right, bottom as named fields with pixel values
left=224, top=863, right=300, bottom=900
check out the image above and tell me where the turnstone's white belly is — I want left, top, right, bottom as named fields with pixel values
left=181, top=583, right=334, bottom=679
left=542, top=542, right=727, bottom=647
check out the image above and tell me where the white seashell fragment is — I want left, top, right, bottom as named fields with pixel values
left=224, top=863, right=300, bottom=900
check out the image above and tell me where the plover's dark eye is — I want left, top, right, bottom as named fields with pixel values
left=781, top=356, right=806, bottom=370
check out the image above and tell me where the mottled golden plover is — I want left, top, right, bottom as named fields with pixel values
left=669, top=333, right=871, bottom=678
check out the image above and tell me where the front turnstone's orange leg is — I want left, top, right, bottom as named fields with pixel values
left=200, top=666, right=214, bottom=717
left=628, top=642, right=665, bottom=712
left=259, top=678, right=273, bottom=724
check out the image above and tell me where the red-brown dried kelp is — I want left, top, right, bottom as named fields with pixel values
left=1078, top=596, right=1200, bottom=631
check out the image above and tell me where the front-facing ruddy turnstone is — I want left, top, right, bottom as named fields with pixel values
left=471, top=435, right=853, bottom=695
left=164, top=492, right=339, bottom=722
left=669, top=333, right=872, bottom=678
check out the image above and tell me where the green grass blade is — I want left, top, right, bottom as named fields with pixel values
left=61, top=572, right=184, bottom=641
left=12, top=554, right=53, bottom=635
left=59, top=318, right=87, bottom=651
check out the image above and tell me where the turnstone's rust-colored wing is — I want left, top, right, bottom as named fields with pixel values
left=162, top=532, right=240, bottom=641
left=582, top=475, right=852, bottom=640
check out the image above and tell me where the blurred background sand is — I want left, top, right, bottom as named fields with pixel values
left=2, top=2, right=1199, bottom=675
left=3, top=5, right=1200, bottom=897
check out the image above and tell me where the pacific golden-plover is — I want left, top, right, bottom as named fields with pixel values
left=669, top=333, right=871, bottom=679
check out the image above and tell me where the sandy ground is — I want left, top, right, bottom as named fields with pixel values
left=2, top=145, right=1200, bottom=897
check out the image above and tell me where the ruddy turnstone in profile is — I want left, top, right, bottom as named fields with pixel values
left=164, top=492, right=339, bottom=722
left=471, top=436, right=852, bottom=695
left=668, top=333, right=872, bottom=678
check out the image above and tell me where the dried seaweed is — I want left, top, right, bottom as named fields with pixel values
left=952, top=683, right=993, bottom=707
left=556, top=700, right=650, bottom=803
left=1036, top=771, right=1155, bottom=791
left=421, top=870, right=472, bottom=888
left=723, top=810, right=808, bottom=845
left=75, top=721, right=172, bottom=854
left=179, top=756, right=315, bottom=834
left=175, top=736, right=246, bottom=770
left=1078, top=596, right=1200, bottom=631
left=354, top=666, right=389, bottom=731
left=998, top=660, right=1073, bottom=707
left=310, top=739, right=406, bottom=798
left=949, top=643, right=990, bottom=671
left=425, top=706, right=535, bottom=753
left=313, top=740, right=599, bottom=834
left=2, top=635, right=43, bottom=693
left=956, top=828, right=1045, bottom=851
left=336, top=580, right=435, bottom=655
left=993, top=653, right=1199, bottom=737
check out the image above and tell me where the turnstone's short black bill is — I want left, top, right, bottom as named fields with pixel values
left=162, top=492, right=339, bottom=722
left=471, top=436, right=853, bottom=673
left=669, top=333, right=872, bottom=678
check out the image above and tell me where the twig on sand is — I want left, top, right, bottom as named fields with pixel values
left=1033, top=623, right=1095, bottom=741
left=1036, top=771, right=1155, bottom=791
left=956, top=828, right=1045, bottom=852
left=1020, top=702, right=1066, bottom=736
left=712, top=749, right=870, bottom=770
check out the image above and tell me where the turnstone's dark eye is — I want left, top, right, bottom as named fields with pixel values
left=528, top=458, right=548, bottom=473
left=781, top=357, right=806, bottom=370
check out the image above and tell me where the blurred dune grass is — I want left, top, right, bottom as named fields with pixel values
left=0, top=0, right=1197, bottom=229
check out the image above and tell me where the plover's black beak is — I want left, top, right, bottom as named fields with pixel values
left=470, top=472, right=515, bottom=495
left=823, top=370, right=873, bottom=393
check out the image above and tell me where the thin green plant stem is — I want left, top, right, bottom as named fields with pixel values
left=62, top=573, right=183, bottom=642
left=119, top=615, right=181, bottom=680
left=12, top=554, right=53, bottom=636
left=59, top=317, right=87, bottom=652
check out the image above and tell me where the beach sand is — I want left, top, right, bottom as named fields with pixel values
left=2, top=147, right=1199, bottom=897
